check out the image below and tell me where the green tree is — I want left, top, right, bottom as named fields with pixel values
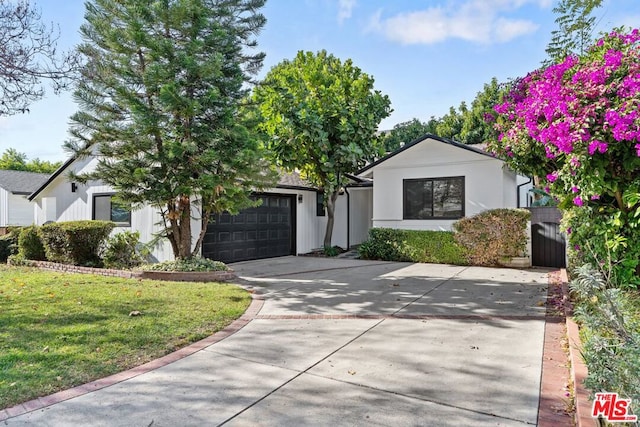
left=459, top=77, right=505, bottom=145
left=255, top=50, right=391, bottom=248
left=0, top=148, right=60, bottom=173
left=0, top=0, right=77, bottom=116
left=382, top=117, right=438, bottom=152
left=544, top=0, right=604, bottom=64
left=435, top=104, right=466, bottom=141
left=66, top=0, right=274, bottom=260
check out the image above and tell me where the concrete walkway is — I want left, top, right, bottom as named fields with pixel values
left=3, top=257, right=553, bottom=426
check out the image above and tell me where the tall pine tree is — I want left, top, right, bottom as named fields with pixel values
left=67, top=0, right=274, bottom=259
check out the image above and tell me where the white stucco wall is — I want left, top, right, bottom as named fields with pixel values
left=347, top=187, right=373, bottom=246
left=366, top=139, right=520, bottom=231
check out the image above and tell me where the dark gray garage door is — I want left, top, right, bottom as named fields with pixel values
left=202, top=193, right=295, bottom=263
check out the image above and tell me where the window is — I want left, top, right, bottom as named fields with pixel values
left=403, top=177, right=464, bottom=219
left=93, top=194, right=131, bottom=226
left=316, top=192, right=325, bottom=216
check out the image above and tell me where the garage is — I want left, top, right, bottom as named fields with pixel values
left=202, top=193, right=296, bottom=263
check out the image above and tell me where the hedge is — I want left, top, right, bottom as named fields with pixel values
left=38, top=220, right=115, bottom=266
left=17, top=225, right=46, bottom=261
left=358, top=228, right=468, bottom=265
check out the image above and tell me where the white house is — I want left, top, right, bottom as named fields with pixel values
left=27, top=154, right=361, bottom=262
left=0, top=170, right=49, bottom=228
left=27, top=133, right=532, bottom=263
left=355, top=133, right=532, bottom=231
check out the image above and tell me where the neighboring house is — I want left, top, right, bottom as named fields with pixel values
left=355, top=133, right=532, bottom=231
left=0, top=170, right=49, bottom=229
left=27, top=133, right=531, bottom=264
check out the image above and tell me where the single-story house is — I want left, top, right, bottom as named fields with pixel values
left=28, top=133, right=531, bottom=263
left=355, top=133, right=532, bottom=231
left=0, top=170, right=49, bottom=229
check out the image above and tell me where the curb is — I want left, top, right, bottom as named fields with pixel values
left=559, top=269, right=597, bottom=427
left=0, top=293, right=264, bottom=422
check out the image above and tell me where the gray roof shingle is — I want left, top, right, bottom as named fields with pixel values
left=0, top=170, right=50, bottom=195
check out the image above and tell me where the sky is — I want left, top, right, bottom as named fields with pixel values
left=0, top=0, right=638, bottom=163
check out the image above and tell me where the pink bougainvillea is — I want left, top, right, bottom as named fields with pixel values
left=489, top=28, right=640, bottom=210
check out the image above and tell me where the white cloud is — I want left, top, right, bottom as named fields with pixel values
left=367, top=0, right=545, bottom=45
left=337, top=0, right=357, bottom=24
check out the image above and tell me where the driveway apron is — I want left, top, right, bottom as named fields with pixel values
left=4, top=257, right=549, bottom=426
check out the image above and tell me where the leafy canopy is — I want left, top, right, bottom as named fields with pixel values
left=67, top=0, right=273, bottom=259
left=255, top=50, right=391, bottom=247
left=0, top=148, right=61, bottom=173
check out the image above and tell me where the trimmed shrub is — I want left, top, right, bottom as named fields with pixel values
left=101, top=231, right=144, bottom=270
left=358, top=228, right=416, bottom=262
left=39, top=220, right=115, bottom=266
left=358, top=228, right=468, bottom=265
left=453, top=209, right=530, bottom=266
left=403, top=230, right=468, bottom=265
left=17, top=225, right=46, bottom=260
left=0, top=231, right=19, bottom=262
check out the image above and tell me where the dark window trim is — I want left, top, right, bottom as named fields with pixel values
left=92, top=193, right=131, bottom=227
left=403, top=176, right=465, bottom=220
left=316, top=192, right=325, bottom=217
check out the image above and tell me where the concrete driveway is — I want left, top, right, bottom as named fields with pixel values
left=3, top=257, right=551, bottom=426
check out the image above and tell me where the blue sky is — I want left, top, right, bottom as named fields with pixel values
left=0, top=0, right=638, bottom=162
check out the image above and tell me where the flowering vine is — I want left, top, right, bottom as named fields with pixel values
left=489, top=28, right=640, bottom=211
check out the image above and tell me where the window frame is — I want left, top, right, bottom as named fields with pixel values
left=92, top=193, right=131, bottom=227
left=402, top=176, right=465, bottom=220
left=316, top=192, right=326, bottom=217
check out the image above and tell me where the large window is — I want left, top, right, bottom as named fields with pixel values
left=93, top=194, right=131, bottom=226
left=403, top=177, right=464, bottom=219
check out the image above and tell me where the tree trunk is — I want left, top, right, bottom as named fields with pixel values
left=177, top=197, right=193, bottom=259
left=323, top=190, right=338, bottom=248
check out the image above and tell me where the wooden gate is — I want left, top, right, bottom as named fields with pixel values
left=528, top=207, right=566, bottom=268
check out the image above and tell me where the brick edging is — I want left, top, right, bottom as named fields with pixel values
left=537, top=271, right=573, bottom=427
left=0, top=293, right=263, bottom=422
left=559, top=269, right=597, bottom=427
left=26, top=260, right=237, bottom=282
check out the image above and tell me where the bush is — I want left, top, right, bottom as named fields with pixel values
left=562, top=205, right=640, bottom=290
left=453, top=209, right=530, bottom=266
left=571, top=264, right=640, bottom=411
left=0, top=227, right=22, bottom=262
left=146, top=257, right=229, bottom=272
left=39, top=221, right=115, bottom=266
left=358, top=228, right=468, bottom=265
left=0, top=230, right=19, bottom=263
left=17, top=226, right=46, bottom=261
left=101, top=231, right=144, bottom=270
left=358, top=228, right=416, bottom=262
left=323, top=245, right=343, bottom=257
left=403, top=230, right=468, bottom=265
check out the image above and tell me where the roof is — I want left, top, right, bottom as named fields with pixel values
left=29, top=154, right=320, bottom=201
left=277, top=171, right=316, bottom=190
left=28, top=156, right=75, bottom=201
left=0, top=170, right=50, bottom=195
left=357, top=133, right=497, bottom=175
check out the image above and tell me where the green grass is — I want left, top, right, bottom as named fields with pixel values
left=0, top=265, right=251, bottom=409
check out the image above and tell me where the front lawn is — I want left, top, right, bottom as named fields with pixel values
left=0, top=265, right=251, bottom=409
